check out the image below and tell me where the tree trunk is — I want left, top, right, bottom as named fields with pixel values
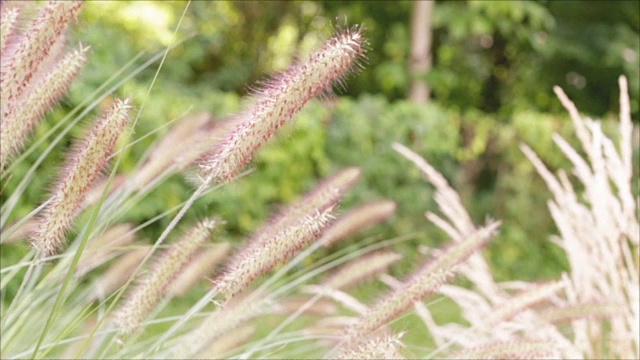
left=409, top=0, right=434, bottom=104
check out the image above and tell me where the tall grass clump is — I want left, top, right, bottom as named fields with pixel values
left=0, top=2, right=637, bottom=359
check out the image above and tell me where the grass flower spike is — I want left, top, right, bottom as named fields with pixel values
left=321, top=200, right=397, bottom=248
left=215, top=207, right=334, bottom=299
left=112, top=219, right=219, bottom=340
left=199, top=26, right=366, bottom=183
left=0, top=0, right=84, bottom=169
left=345, top=222, right=499, bottom=342
left=1, top=46, right=88, bottom=169
left=248, top=167, right=361, bottom=250
left=0, top=1, right=82, bottom=108
left=31, top=99, right=131, bottom=256
left=215, top=168, right=360, bottom=299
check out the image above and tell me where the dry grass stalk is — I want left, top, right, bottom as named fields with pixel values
left=487, top=281, right=565, bottom=323
left=393, top=142, right=503, bottom=301
left=391, top=143, right=579, bottom=358
left=540, top=303, right=622, bottom=324
left=307, top=316, right=358, bottom=337
left=277, top=295, right=337, bottom=317
left=215, top=206, right=335, bottom=300
left=451, top=339, right=554, bottom=359
left=521, top=76, right=639, bottom=359
left=304, top=285, right=369, bottom=315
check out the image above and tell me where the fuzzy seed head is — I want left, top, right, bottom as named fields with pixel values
left=0, top=1, right=82, bottom=113
left=133, top=112, right=216, bottom=190
left=215, top=207, right=334, bottom=299
left=199, top=27, right=366, bottom=183
left=217, top=168, right=360, bottom=292
left=540, top=303, right=622, bottom=324
left=31, top=99, right=131, bottom=256
left=423, top=221, right=500, bottom=275
left=113, top=219, right=219, bottom=340
left=249, top=167, right=360, bottom=250
left=197, top=325, right=255, bottom=359
left=76, top=223, right=137, bottom=277
left=348, top=268, right=453, bottom=340
left=346, top=222, right=498, bottom=341
left=489, top=281, right=565, bottom=323
left=92, top=246, right=151, bottom=300
left=1, top=46, right=87, bottom=168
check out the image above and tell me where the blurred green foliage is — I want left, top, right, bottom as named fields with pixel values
left=2, top=0, right=638, bottom=284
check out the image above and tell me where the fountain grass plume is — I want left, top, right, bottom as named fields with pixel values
left=31, top=99, right=131, bottom=257
left=198, top=26, right=366, bottom=184
left=112, top=218, right=219, bottom=341
left=0, top=1, right=84, bottom=169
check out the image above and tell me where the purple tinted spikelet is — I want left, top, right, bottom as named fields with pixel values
left=197, top=325, right=255, bottom=359
left=215, top=207, right=335, bottom=299
left=199, top=27, right=366, bottom=183
left=129, top=112, right=218, bottom=191
left=31, top=99, right=131, bottom=256
left=0, top=1, right=84, bottom=169
left=249, top=167, right=361, bottom=250
left=1, top=46, right=87, bottom=168
left=112, top=219, right=219, bottom=340
left=0, top=1, right=82, bottom=113
left=214, top=168, right=360, bottom=299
